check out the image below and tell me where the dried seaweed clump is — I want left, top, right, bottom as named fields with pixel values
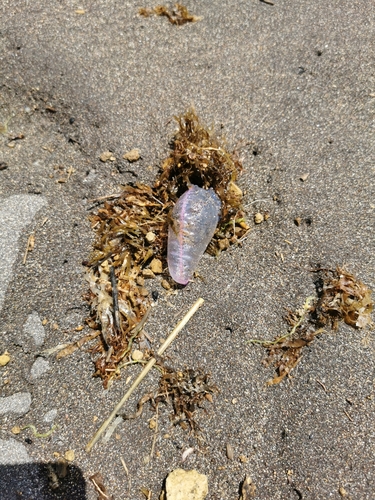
left=157, top=367, right=217, bottom=435
left=85, top=184, right=170, bottom=388
left=250, top=267, right=373, bottom=385
left=127, top=367, right=218, bottom=440
left=155, top=108, right=249, bottom=255
left=251, top=297, right=322, bottom=386
left=139, top=4, right=201, bottom=25
left=316, top=267, right=373, bottom=329
left=84, top=109, right=247, bottom=387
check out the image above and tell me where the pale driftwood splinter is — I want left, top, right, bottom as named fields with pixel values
left=86, top=297, right=204, bottom=452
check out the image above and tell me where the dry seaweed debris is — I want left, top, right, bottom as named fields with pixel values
left=156, top=366, right=218, bottom=436
left=126, top=366, right=218, bottom=441
left=139, top=4, right=201, bottom=25
left=315, top=267, right=373, bottom=329
left=250, top=267, right=373, bottom=385
left=84, top=108, right=246, bottom=388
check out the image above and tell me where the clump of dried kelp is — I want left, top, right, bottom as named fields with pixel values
left=315, top=267, right=373, bottom=329
left=156, top=108, right=249, bottom=255
left=157, top=366, right=217, bottom=435
left=139, top=4, right=201, bottom=25
left=250, top=267, right=373, bottom=385
left=84, top=108, right=247, bottom=387
left=125, top=366, right=218, bottom=440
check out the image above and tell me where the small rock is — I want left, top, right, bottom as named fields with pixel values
left=300, top=173, right=310, bottom=182
left=164, top=469, right=208, bottom=500
left=339, top=487, right=348, bottom=497
left=131, top=349, right=143, bottom=361
left=0, top=438, right=31, bottom=465
left=30, top=358, right=50, bottom=379
left=64, top=449, right=75, bottom=462
left=150, top=258, right=163, bottom=274
left=254, top=213, right=264, bottom=224
left=226, top=443, right=234, bottom=460
left=146, top=231, right=156, bottom=243
left=239, top=455, right=248, bottom=463
left=161, top=279, right=171, bottom=290
left=43, top=408, right=58, bottom=423
left=0, top=351, right=10, bottom=366
left=100, top=151, right=116, bottom=162
left=142, top=269, right=156, bottom=279
left=123, top=148, right=140, bottom=162
left=11, top=426, right=21, bottom=435
left=0, top=392, right=32, bottom=416
left=24, top=311, right=45, bottom=347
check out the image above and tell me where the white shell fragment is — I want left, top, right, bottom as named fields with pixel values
left=167, top=185, right=221, bottom=285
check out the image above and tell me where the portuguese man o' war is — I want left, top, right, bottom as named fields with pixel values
left=167, top=185, right=221, bottom=285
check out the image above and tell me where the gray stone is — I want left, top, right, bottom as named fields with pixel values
left=24, top=311, right=45, bottom=347
left=0, top=195, right=47, bottom=313
left=43, top=408, right=58, bottom=423
left=0, top=438, right=31, bottom=465
left=0, top=392, right=32, bottom=416
left=30, top=358, right=50, bottom=379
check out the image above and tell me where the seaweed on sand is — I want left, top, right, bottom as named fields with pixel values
left=250, top=267, right=373, bottom=386
left=83, top=109, right=248, bottom=387
left=139, top=4, right=201, bottom=25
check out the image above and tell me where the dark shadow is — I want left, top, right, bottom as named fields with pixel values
left=0, top=462, right=87, bottom=500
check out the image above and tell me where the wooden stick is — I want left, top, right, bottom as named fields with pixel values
left=86, top=297, right=204, bottom=452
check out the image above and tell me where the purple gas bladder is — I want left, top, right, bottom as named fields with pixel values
left=167, top=185, right=221, bottom=285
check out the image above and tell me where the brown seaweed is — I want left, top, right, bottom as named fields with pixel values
left=83, top=109, right=247, bottom=387
left=250, top=268, right=373, bottom=386
left=139, top=4, right=201, bottom=25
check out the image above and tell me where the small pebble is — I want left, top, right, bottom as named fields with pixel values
left=100, top=151, right=116, bottom=162
left=300, top=173, right=310, bottom=182
left=0, top=352, right=10, bottom=366
left=131, top=349, right=143, bottom=361
left=254, top=213, right=264, bottom=224
left=226, top=443, right=234, bottom=460
left=0, top=392, right=32, bottom=416
left=146, top=231, right=156, bottom=243
left=150, top=258, right=163, bottom=274
left=30, top=358, right=50, bottom=379
left=123, top=149, right=140, bottom=162
left=339, top=487, right=347, bottom=497
left=64, top=450, right=75, bottom=462
left=161, top=279, right=171, bottom=290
